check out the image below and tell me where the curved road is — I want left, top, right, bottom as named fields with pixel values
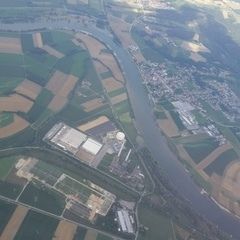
left=1, top=19, right=240, bottom=239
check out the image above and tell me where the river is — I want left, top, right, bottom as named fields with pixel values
left=1, top=19, right=240, bottom=239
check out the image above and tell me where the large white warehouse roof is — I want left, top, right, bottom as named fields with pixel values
left=82, top=138, right=102, bottom=155
left=61, top=128, right=87, bottom=149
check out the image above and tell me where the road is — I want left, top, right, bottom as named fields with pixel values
left=0, top=18, right=240, bottom=238
left=0, top=194, right=124, bottom=240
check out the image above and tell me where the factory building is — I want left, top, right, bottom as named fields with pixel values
left=117, top=209, right=134, bottom=234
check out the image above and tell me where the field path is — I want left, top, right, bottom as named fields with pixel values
left=0, top=205, right=28, bottom=240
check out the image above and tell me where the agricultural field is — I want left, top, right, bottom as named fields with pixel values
left=204, top=149, right=239, bottom=176
left=88, top=0, right=104, bottom=12
left=0, top=112, right=13, bottom=128
left=74, top=228, right=114, bottom=240
left=0, top=30, right=101, bottom=141
left=0, top=156, right=17, bottom=180
left=0, top=148, right=138, bottom=238
left=0, top=198, right=115, bottom=240
left=107, top=14, right=145, bottom=63
left=0, top=27, right=144, bottom=239
left=157, top=110, right=180, bottom=138
left=0, top=200, right=16, bottom=235
left=53, top=220, right=78, bottom=240
left=0, top=205, right=28, bottom=240
left=183, top=139, right=219, bottom=164
left=14, top=210, right=59, bottom=240
left=19, top=181, right=66, bottom=215
left=138, top=204, right=176, bottom=240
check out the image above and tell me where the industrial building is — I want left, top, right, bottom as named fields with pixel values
left=172, top=101, right=199, bottom=130
left=82, top=138, right=103, bottom=155
left=51, top=124, right=87, bottom=153
left=117, top=209, right=134, bottom=234
left=15, top=158, right=116, bottom=221
left=44, top=122, right=104, bottom=165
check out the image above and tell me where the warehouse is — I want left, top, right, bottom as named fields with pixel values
left=82, top=138, right=103, bottom=155
left=50, top=124, right=87, bottom=154
left=117, top=209, right=134, bottom=234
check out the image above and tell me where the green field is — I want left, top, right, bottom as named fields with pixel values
left=14, top=210, right=59, bottom=240
left=154, top=110, right=167, bottom=120
left=96, top=233, right=113, bottom=240
left=183, top=160, right=212, bottom=192
left=21, top=148, right=139, bottom=201
left=19, top=181, right=66, bottom=215
left=169, top=110, right=185, bottom=131
left=88, top=0, right=104, bottom=12
left=56, top=51, right=88, bottom=78
left=131, top=28, right=163, bottom=63
left=98, top=153, right=114, bottom=172
left=0, top=180, right=22, bottom=199
left=0, top=30, right=97, bottom=144
left=119, top=112, right=138, bottom=144
left=27, top=88, right=54, bottom=124
left=73, top=226, right=87, bottom=240
left=0, top=200, right=16, bottom=235
left=108, top=87, right=126, bottom=98
left=205, top=149, right=239, bottom=176
left=138, top=204, right=175, bottom=240
left=31, top=160, right=62, bottom=186
left=0, top=112, right=14, bottom=128
left=113, top=100, right=131, bottom=115
left=0, top=77, right=23, bottom=95
left=192, top=110, right=209, bottom=125
left=184, top=139, right=219, bottom=164
left=0, top=156, right=17, bottom=180
left=59, top=103, right=111, bottom=125
left=173, top=134, right=211, bottom=145
left=0, top=126, right=36, bottom=149
left=0, top=53, right=23, bottom=65
left=159, top=99, right=175, bottom=111
left=201, top=100, right=237, bottom=126
left=55, top=176, right=93, bottom=203
left=100, top=71, right=113, bottom=79
left=219, top=126, right=240, bottom=156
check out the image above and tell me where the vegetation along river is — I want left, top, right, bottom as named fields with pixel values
left=1, top=19, right=240, bottom=239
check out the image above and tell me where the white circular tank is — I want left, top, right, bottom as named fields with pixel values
left=116, top=131, right=125, bottom=141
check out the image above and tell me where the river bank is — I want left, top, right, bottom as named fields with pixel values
left=0, top=19, right=240, bottom=238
